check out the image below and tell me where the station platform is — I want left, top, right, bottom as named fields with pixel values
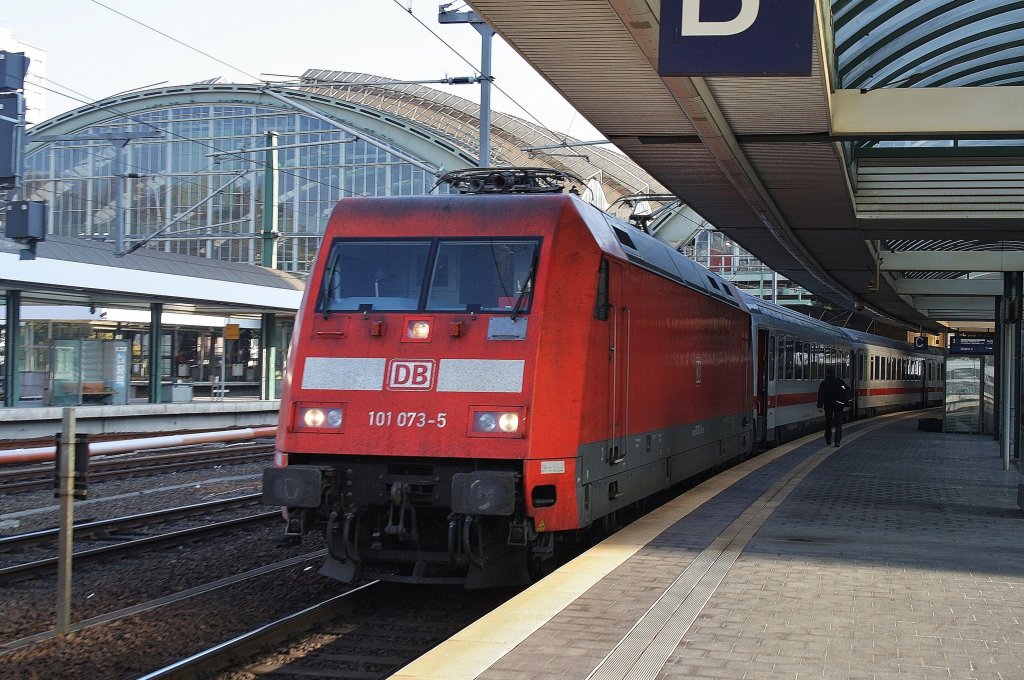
left=0, top=400, right=279, bottom=444
left=397, top=411, right=1024, bottom=680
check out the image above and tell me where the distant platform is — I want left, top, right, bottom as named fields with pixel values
left=0, top=401, right=279, bottom=444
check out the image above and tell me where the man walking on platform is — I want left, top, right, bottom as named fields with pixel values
left=817, top=366, right=850, bottom=447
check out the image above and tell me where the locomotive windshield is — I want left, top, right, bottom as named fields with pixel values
left=318, top=238, right=540, bottom=314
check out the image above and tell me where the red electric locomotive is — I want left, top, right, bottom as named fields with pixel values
left=262, top=169, right=755, bottom=586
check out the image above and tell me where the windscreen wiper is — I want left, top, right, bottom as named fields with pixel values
left=510, top=249, right=539, bottom=321
left=319, top=248, right=340, bottom=319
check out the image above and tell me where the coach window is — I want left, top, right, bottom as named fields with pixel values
left=779, top=337, right=786, bottom=380
left=785, top=337, right=795, bottom=380
left=768, top=336, right=776, bottom=381
left=776, top=338, right=783, bottom=380
left=786, top=335, right=794, bottom=378
left=809, top=343, right=818, bottom=379
left=795, top=341, right=804, bottom=380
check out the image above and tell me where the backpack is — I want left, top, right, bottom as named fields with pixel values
left=835, top=381, right=849, bottom=407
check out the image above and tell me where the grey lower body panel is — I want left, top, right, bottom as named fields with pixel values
left=576, top=415, right=752, bottom=527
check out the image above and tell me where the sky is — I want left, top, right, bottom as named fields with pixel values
left=0, top=0, right=602, bottom=139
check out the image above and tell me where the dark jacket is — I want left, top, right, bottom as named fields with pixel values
left=817, top=375, right=850, bottom=410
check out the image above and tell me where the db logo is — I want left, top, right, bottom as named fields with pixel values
left=387, top=360, right=435, bottom=390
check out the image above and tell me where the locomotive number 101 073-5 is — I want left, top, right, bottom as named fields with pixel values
left=368, top=411, right=448, bottom=428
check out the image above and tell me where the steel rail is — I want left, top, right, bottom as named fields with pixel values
left=0, top=511, right=279, bottom=583
left=135, top=581, right=379, bottom=680
left=0, top=494, right=262, bottom=551
left=1, top=551, right=328, bottom=655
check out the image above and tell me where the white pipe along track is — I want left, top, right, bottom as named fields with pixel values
left=0, top=427, right=278, bottom=465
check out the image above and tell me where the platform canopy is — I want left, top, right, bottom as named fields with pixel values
left=1, top=235, right=303, bottom=317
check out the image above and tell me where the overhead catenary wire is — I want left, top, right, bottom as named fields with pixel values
left=387, top=0, right=561, bottom=133
left=88, top=0, right=263, bottom=83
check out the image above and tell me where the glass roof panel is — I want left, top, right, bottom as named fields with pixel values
left=833, top=1, right=1024, bottom=90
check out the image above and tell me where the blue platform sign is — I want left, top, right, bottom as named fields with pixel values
left=658, top=0, right=814, bottom=76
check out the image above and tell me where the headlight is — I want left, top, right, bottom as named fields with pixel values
left=402, top=316, right=434, bottom=342
left=498, top=412, right=519, bottom=432
left=408, top=320, right=431, bottom=339
left=475, top=412, right=498, bottom=432
left=470, top=408, right=524, bottom=436
left=296, top=405, right=344, bottom=431
left=303, top=408, right=326, bottom=428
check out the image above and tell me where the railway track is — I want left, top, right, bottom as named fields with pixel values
left=0, top=500, right=278, bottom=583
left=138, top=582, right=518, bottom=680
left=0, top=493, right=262, bottom=552
left=0, top=550, right=329, bottom=656
left=0, top=443, right=274, bottom=494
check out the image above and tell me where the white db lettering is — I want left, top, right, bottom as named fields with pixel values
left=681, top=0, right=760, bottom=37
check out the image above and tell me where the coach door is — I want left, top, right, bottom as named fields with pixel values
left=851, top=349, right=861, bottom=414
left=756, top=329, right=772, bottom=441
left=607, top=261, right=629, bottom=465
left=764, top=331, right=778, bottom=436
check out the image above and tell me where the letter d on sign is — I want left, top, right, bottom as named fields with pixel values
left=681, top=0, right=760, bottom=36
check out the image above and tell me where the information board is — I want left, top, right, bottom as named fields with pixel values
left=949, top=332, right=994, bottom=355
